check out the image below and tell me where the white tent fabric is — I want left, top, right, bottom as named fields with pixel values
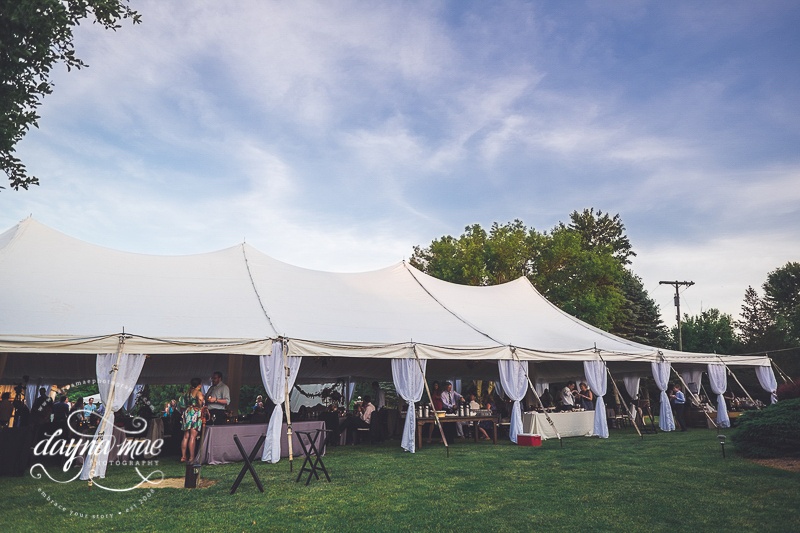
left=707, top=365, right=730, bottom=428
left=584, top=361, right=609, bottom=438
left=80, top=353, right=146, bottom=480
left=0, top=219, right=772, bottom=371
left=755, top=366, right=778, bottom=404
left=123, top=384, right=145, bottom=412
left=681, top=369, right=703, bottom=396
left=391, top=358, right=426, bottom=453
left=623, top=376, right=641, bottom=400
left=497, top=360, right=528, bottom=443
left=652, top=362, right=675, bottom=432
left=260, top=342, right=302, bottom=463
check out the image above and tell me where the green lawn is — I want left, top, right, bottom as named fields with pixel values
left=1, top=428, right=797, bottom=532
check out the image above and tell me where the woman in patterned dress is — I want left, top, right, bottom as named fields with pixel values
left=179, top=377, right=205, bottom=463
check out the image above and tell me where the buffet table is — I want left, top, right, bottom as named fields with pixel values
left=196, top=421, right=326, bottom=465
left=522, top=411, right=595, bottom=440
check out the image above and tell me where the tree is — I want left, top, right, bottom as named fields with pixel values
left=565, top=208, right=635, bottom=265
left=763, top=262, right=800, bottom=344
left=735, top=286, right=785, bottom=353
left=673, top=308, right=738, bottom=354
left=1, top=0, right=140, bottom=190
left=613, top=270, right=671, bottom=348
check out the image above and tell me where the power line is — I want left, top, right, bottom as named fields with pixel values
left=659, top=280, right=694, bottom=351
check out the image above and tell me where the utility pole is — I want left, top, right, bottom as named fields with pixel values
left=659, top=280, right=694, bottom=351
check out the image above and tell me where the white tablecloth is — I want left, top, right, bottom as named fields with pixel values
left=522, top=411, right=594, bottom=440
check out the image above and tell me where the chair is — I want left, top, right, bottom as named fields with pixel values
left=354, top=409, right=387, bottom=445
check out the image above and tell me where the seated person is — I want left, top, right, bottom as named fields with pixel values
left=477, top=401, right=497, bottom=440
left=467, top=394, right=491, bottom=440
left=338, top=395, right=375, bottom=444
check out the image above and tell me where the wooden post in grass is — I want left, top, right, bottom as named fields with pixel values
left=282, top=339, right=294, bottom=472
left=412, top=345, right=449, bottom=456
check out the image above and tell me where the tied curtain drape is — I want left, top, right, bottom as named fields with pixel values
left=623, top=376, right=641, bottom=400
left=497, top=360, right=528, bottom=443
left=652, top=362, right=675, bottom=432
left=755, top=366, right=778, bottom=404
left=391, top=358, right=426, bottom=453
left=707, top=364, right=730, bottom=428
left=682, top=370, right=703, bottom=396
left=583, top=361, right=609, bottom=439
left=80, top=353, right=146, bottom=480
left=260, top=342, right=302, bottom=463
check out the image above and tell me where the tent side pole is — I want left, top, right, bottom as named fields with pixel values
left=600, top=359, right=642, bottom=439
left=412, top=346, right=449, bottom=456
left=511, top=348, right=562, bottom=445
left=88, top=334, right=126, bottom=484
left=282, top=339, right=294, bottom=472
left=670, top=364, right=718, bottom=430
left=716, top=357, right=760, bottom=409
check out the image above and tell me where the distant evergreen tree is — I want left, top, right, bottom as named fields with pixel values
left=613, top=271, right=671, bottom=348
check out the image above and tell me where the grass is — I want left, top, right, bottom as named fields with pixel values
left=1, top=427, right=798, bottom=532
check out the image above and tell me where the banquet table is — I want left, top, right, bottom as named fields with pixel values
left=196, top=421, right=326, bottom=465
left=522, top=411, right=595, bottom=440
left=414, top=415, right=498, bottom=449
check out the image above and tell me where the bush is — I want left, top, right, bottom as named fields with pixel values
left=777, top=378, right=800, bottom=400
left=731, top=398, right=800, bottom=458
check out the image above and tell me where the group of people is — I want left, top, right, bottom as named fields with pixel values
left=424, top=381, right=499, bottom=442
left=0, top=387, right=104, bottom=431
left=174, top=371, right=231, bottom=464
left=559, top=381, right=596, bottom=411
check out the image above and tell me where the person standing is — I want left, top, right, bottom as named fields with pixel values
left=205, top=371, right=231, bottom=425
left=577, top=383, right=594, bottom=410
left=560, top=382, right=577, bottom=411
left=179, top=377, right=205, bottom=463
left=670, top=383, right=687, bottom=431
left=84, top=397, right=98, bottom=424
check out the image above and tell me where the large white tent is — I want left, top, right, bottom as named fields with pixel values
left=0, top=217, right=770, bottom=383
left=0, top=218, right=779, bottom=466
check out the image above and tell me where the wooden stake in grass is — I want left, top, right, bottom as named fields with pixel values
left=282, top=339, right=294, bottom=472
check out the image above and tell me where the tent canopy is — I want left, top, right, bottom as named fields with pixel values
left=0, top=218, right=769, bottom=384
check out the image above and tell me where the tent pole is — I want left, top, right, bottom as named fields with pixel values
left=412, top=345, right=449, bottom=456
left=511, top=348, right=562, bottom=445
left=599, top=355, right=642, bottom=439
left=715, top=356, right=760, bottom=410
left=670, top=364, right=718, bottom=430
left=282, top=339, right=294, bottom=472
left=771, top=358, right=792, bottom=383
left=88, top=333, right=127, bottom=486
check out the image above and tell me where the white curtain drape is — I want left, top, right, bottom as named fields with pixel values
left=391, top=358, right=426, bottom=453
left=707, top=364, right=730, bottom=428
left=497, top=360, right=528, bottom=443
left=623, top=376, right=641, bottom=400
left=260, top=342, right=302, bottom=463
left=80, top=353, right=146, bottom=480
left=651, top=362, right=675, bottom=432
left=755, top=366, right=778, bottom=404
left=681, top=370, right=703, bottom=396
left=25, top=383, right=44, bottom=410
left=201, top=377, right=212, bottom=395
left=534, top=380, right=548, bottom=397
left=494, top=381, right=505, bottom=400
left=583, top=361, right=609, bottom=438
left=123, top=383, right=144, bottom=412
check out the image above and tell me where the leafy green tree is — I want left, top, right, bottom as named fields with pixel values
left=673, top=308, right=738, bottom=354
left=565, top=208, right=635, bottom=265
left=613, top=270, right=671, bottom=348
left=763, top=262, right=800, bottom=344
left=1, top=0, right=140, bottom=190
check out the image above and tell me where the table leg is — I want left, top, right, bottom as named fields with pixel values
left=230, top=434, right=265, bottom=494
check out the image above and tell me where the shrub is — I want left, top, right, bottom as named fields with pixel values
left=731, top=398, right=800, bottom=458
left=776, top=378, right=800, bottom=400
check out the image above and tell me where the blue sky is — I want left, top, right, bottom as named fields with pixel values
left=2, top=1, right=799, bottom=329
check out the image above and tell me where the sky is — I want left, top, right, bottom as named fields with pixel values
left=2, top=1, right=799, bottom=330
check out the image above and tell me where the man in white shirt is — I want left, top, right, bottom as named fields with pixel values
left=440, top=382, right=463, bottom=413
left=560, top=381, right=577, bottom=411
left=206, top=371, right=231, bottom=425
